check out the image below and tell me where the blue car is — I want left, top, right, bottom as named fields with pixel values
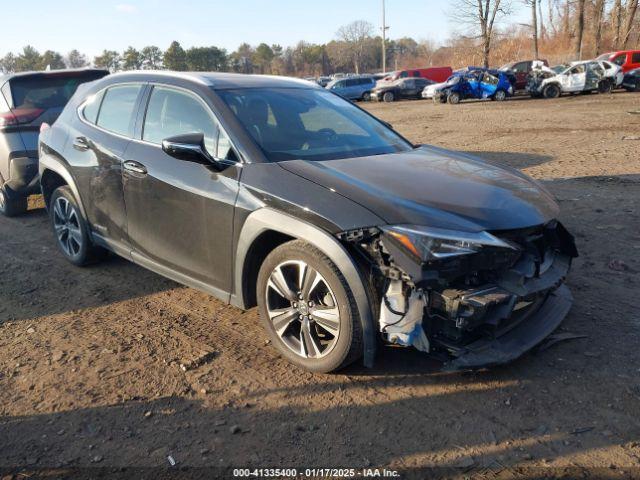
left=435, top=69, right=514, bottom=104
left=326, top=76, right=377, bottom=101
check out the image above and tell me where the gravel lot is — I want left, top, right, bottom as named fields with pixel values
left=1, top=92, right=640, bottom=479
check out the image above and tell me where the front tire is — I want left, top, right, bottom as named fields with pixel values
left=257, top=240, right=363, bottom=373
left=598, top=79, right=613, bottom=94
left=49, top=186, right=107, bottom=266
left=382, top=91, right=395, bottom=102
left=543, top=84, right=561, bottom=99
left=0, top=187, right=27, bottom=217
left=362, top=91, right=371, bottom=102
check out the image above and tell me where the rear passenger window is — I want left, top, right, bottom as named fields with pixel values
left=632, top=53, right=640, bottom=63
left=97, top=85, right=142, bottom=136
left=514, top=62, right=529, bottom=73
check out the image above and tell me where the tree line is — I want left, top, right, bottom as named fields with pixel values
left=0, top=31, right=422, bottom=77
left=0, top=2, right=638, bottom=77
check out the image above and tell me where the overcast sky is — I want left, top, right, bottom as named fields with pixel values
left=3, top=0, right=530, bottom=57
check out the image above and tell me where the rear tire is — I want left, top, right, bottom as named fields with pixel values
left=362, top=91, right=371, bottom=101
left=447, top=92, right=461, bottom=104
left=382, top=91, right=395, bottom=102
left=543, top=84, right=561, bottom=99
left=493, top=89, right=507, bottom=101
left=49, top=186, right=107, bottom=266
left=257, top=239, right=363, bottom=373
left=0, top=187, right=28, bottom=217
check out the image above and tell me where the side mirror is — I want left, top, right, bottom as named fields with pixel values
left=162, top=133, right=216, bottom=167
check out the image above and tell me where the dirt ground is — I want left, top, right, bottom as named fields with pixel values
left=1, top=92, right=640, bottom=479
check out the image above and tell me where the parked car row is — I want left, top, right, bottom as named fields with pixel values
left=320, top=49, right=640, bottom=106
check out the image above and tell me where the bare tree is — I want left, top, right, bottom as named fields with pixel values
left=562, top=0, right=570, bottom=36
left=449, top=0, right=513, bottom=67
left=336, top=20, right=374, bottom=74
left=593, top=0, right=607, bottom=55
left=574, top=0, right=586, bottom=59
left=547, top=0, right=558, bottom=35
left=621, top=0, right=639, bottom=47
left=538, top=0, right=546, bottom=39
left=612, top=0, right=623, bottom=47
left=526, top=0, right=539, bottom=59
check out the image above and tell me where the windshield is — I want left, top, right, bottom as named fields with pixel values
left=551, top=65, right=567, bottom=74
left=216, top=88, right=413, bottom=162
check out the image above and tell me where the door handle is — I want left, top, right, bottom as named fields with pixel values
left=73, top=137, right=90, bottom=151
left=123, top=160, right=147, bottom=175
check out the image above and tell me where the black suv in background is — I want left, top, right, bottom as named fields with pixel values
left=0, top=69, right=108, bottom=216
left=39, top=72, right=577, bottom=373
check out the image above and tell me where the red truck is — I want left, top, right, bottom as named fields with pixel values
left=597, top=50, right=640, bottom=73
left=381, top=67, right=453, bottom=84
left=499, top=59, right=549, bottom=90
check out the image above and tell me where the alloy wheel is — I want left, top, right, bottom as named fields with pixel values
left=265, top=260, right=340, bottom=359
left=53, top=197, right=83, bottom=257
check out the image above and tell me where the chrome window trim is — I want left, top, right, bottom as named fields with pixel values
left=76, top=81, right=147, bottom=142
left=76, top=80, right=243, bottom=165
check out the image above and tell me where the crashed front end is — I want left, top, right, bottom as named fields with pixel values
left=526, top=69, right=557, bottom=95
left=340, top=221, right=578, bottom=371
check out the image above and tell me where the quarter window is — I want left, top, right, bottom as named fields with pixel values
left=632, top=52, right=640, bottom=63
left=96, top=84, right=142, bottom=137
left=82, top=90, right=104, bottom=124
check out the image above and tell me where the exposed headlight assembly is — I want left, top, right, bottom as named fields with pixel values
left=382, top=225, right=517, bottom=263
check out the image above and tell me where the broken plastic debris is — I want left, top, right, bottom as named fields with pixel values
left=536, top=332, right=588, bottom=353
left=167, top=455, right=176, bottom=466
left=379, top=280, right=429, bottom=352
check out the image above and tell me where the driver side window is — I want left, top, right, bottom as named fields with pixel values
left=143, top=86, right=219, bottom=156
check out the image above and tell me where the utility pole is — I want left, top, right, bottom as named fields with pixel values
left=381, top=0, right=389, bottom=73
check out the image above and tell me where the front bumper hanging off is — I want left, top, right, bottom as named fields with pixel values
left=442, top=284, right=573, bottom=371
left=351, top=220, right=578, bottom=371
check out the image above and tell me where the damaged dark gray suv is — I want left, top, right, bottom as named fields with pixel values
left=39, top=72, right=577, bottom=373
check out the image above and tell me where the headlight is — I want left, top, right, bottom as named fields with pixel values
left=382, top=225, right=516, bottom=262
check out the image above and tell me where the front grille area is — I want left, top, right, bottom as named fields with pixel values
left=424, top=221, right=577, bottom=352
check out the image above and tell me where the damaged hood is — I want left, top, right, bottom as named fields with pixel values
left=278, top=145, right=559, bottom=232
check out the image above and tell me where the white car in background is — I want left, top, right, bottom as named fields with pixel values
left=527, top=61, right=607, bottom=98
left=422, top=80, right=448, bottom=99
left=571, top=59, right=623, bottom=89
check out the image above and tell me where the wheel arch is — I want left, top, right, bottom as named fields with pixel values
left=40, top=169, right=68, bottom=209
left=232, top=208, right=376, bottom=367
left=39, top=153, right=87, bottom=218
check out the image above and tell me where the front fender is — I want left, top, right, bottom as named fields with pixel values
left=232, top=208, right=376, bottom=367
